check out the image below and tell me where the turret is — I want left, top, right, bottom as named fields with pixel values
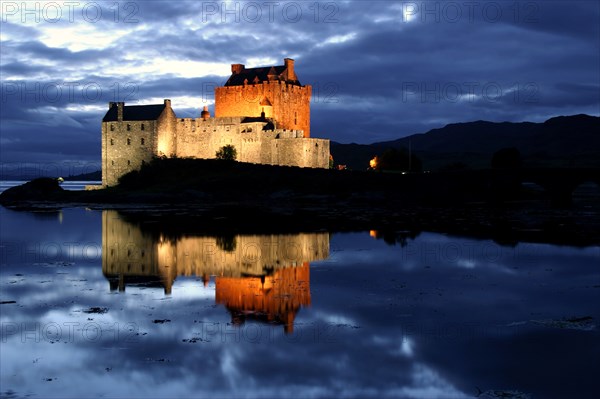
left=201, top=105, right=210, bottom=120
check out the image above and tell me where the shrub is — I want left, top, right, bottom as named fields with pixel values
left=216, top=145, right=237, bottom=161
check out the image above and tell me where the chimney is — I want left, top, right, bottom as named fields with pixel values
left=284, top=58, right=296, bottom=81
left=201, top=105, right=210, bottom=120
left=164, top=99, right=171, bottom=108
left=117, top=102, right=124, bottom=122
left=231, top=64, right=245, bottom=74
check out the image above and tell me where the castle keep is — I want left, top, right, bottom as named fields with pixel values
left=101, top=58, right=329, bottom=186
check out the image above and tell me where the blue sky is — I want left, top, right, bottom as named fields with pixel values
left=1, top=0, right=599, bottom=169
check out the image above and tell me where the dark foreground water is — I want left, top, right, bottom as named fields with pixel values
left=1, top=207, right=599, bottom=399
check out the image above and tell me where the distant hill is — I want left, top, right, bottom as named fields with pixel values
left=64, top=170, right=102, bottom=181
left=0, top=169, right=101, bottom=181
left=331, top=114, right=600, bottom=170
left=0, top=168, right=102, bottom=181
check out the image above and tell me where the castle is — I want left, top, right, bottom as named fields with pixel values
left=101, top=58, right=330, bottom=186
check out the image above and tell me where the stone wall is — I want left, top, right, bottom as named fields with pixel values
left=102, top=119, right=157, bottom=187
left=270, top=137, right=330, bottom=168
left=174, top=117, right=329, bottom=168
left=103, top=115, right=329, bottom=186
left=215, top=81, right=311, bottom=137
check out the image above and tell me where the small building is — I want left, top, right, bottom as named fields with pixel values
left=101, top=58, right=330, bottom=187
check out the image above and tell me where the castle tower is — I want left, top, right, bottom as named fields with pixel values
left=214, top=58, right=312, bottom=137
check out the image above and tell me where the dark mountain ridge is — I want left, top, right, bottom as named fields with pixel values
left=331, top=114, right=600, bottom=170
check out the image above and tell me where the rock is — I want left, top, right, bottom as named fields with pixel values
left=0, top=178, right=64, bottom=204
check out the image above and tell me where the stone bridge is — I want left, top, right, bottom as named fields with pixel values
left=461, top=168, right=600, bottom=207
left=515, top=168, right=600, bottom=207
left=404, top=168, right=600, bottom=207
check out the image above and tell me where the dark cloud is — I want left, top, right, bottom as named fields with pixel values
left=0, top=0, right=598, bottom=162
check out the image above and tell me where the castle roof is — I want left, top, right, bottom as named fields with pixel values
left=103, top=104, right=166, bottom=122
left=224, top=65, right=301, bottom=87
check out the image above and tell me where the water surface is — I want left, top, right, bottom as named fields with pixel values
left=1, top=207, right=599, bottom=398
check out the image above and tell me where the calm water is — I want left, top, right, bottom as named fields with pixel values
left=0, top=207, right=599, bottom=398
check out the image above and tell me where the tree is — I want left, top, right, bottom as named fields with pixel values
left=216, top=236, right=236, bottom=252
left=491, top=147, right=521, bottom=169
left=374, top=148, right=422, bottom=172
left=216, top=145, right=237, bottom=161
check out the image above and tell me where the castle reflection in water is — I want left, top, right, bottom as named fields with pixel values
left=102, top=211, right=330, bottom=333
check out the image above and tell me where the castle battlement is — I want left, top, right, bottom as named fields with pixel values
left=100, top=58, right=329, bottom=186
left=218, top=81, right=309, bottom=89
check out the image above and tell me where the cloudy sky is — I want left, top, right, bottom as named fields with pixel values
left=1, top=0, right=599, bottom=169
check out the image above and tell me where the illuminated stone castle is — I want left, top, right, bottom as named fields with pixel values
left=101, top=211, right=330, bottom=332
left=101, top=58, right=330, bottom=186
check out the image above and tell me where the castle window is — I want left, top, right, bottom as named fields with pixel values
left=141, top=138, right=145, bottom=145
left=127, top=124, right=131, bottom=131
left=127, top=138, right=131, bottom=145
left=110, top=124, right=114, bottom=131
left=111, top=160, right=114, bottom=166
left=127, top=160, right=131, bottom=165
left=110, top=138, right=114, bottom=145
left=226, top=126, right=230, bottom=131
left=141, top=124, right=145, bottom=131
